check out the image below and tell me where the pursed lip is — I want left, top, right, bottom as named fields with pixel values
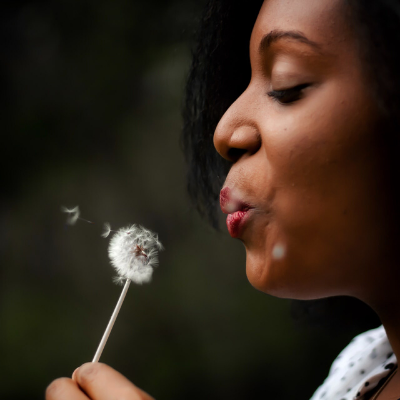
left=220, top=187, right=254, bottom=238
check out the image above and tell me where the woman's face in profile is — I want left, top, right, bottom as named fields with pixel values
left=214, top=0, right=399, bottom=303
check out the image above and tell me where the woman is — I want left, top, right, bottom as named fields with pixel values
left=46, top=0, right=400, bottom=399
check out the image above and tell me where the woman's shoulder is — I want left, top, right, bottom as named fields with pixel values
left=329, top=325, right=388, bottom=373
left=310, top=325, right=397, bottom=400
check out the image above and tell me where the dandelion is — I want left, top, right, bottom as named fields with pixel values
left=61, top=205, right=80, bottom=225
left=93, top=224, right=163, bottom=362
left=108, top=224, right=163, bottom=285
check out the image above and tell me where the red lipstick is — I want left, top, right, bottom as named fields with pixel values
left=220, top=187, right=253, bottom=238
left=226, top=210, right=251, bottom=238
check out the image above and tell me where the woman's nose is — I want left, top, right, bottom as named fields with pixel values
left=213, top=96, right=261, bottom=163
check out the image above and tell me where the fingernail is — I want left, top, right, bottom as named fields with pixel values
left=72, top=367, right=80, bottom=380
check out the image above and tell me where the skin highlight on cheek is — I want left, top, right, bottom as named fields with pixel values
left=272, top=242, right=286, bottom=260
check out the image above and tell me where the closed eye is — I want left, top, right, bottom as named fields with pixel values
left=267, top=83, right=310, bottom=104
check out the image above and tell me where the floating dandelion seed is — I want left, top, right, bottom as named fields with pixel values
left=101, top=222, right=112, bottom=238
left=92, top=224, right=163, bottom=362
left=61, top=205, right=93, bottom=225
left=61, top=205, right=80, bottom=225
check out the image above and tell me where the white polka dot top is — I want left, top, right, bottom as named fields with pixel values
left=309, top=325, right=397, bottom=400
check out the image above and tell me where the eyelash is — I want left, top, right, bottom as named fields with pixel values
left=267, top=83, right=310, bottom=104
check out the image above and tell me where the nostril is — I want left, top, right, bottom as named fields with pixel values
left=227, top=147, right=247, bottom=162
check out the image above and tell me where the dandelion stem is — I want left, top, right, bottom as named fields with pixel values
left=79, top=217, right=94, bottom=224
left=92, top=279, right=131, bottom=362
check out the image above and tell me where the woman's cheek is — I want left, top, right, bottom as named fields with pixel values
left=242, top=176, right=343, bottom=298
left=244, top=215, right=292, bottom=295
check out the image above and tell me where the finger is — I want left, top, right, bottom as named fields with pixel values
left=74, top=362, right=154, bottom=400
left=46, top=377, right=90, bottom=400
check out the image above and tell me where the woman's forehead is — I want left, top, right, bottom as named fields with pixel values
left=251, top=0, right=349, bottom=54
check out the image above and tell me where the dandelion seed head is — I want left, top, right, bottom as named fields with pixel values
left=61, top=205, right=80, bottom=225
left=108, top=224, right=163, bottom=285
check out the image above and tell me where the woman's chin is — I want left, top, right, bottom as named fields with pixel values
left=244, top=247, right=289, bottom=297
left=244, top=247, right=333, bottom=300
left=243, top=227, right=294, bottom=297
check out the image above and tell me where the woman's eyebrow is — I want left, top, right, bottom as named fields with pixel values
left=259, top=29, right=323, bottom=54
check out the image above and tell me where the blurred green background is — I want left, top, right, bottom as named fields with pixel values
left=0, top=1, right=381, bottom=399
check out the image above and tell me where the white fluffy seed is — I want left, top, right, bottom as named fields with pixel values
left=101, top=222, right=112, bottom=238
left=61, top=205, right=80, bottom=225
